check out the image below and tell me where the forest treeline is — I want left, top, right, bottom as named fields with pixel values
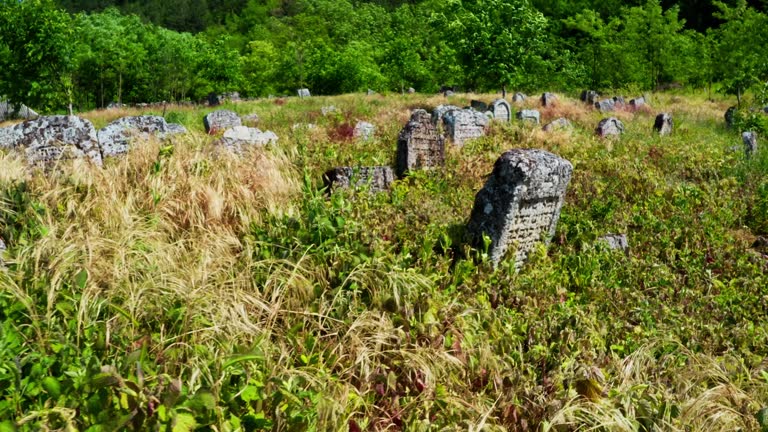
left=2, top=0, right=768, bottom=112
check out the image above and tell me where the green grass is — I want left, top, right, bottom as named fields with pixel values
left=1, top=91, right=767, bottom=431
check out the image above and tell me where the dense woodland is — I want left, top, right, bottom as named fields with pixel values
left=2, top=0, right=768, bottom=111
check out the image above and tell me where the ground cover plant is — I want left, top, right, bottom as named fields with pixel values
left=1, top=91, right=767, bottom=431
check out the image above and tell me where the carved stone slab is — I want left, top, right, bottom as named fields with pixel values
left=654, top=113, right=673, bottom=136
left=512, top=93, right=527, bottom=103
left=491, top=99, right=511, bottom=122
left=203, top=110, right=242, bottom=134
left=396, top=109, right=445, bottom=177
left=297, top=88, right=311, bottom=98
left=743, top=131, right=758, bottom=157
left=542, top=117, right=572, bottom=132
left=516, top=109, right=540, bottom=124
left=541, top=92, right=557, bottom=107
left=466, top=149, right=573, bottom=268
left=99, top=115, right=187, bottom=158
left=0, top=115, right=102, bottom=169
left=323, top=166, right=395, bottom=193
left=443, top=109, right=489, bottom=146
left=596, top=117, right=624, bottom=137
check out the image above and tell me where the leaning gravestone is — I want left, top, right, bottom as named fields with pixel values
left=323, top=166, right=395, bottom=193
left=743, top=131, right=758, bottom=157
left=471, top=100, right=489, bottom=112
left=466, top=149, right=573, bottom=268
left=580, top=90, right=599, bottom=104
left=0, top=101, right=38, bottom=121
left=297, top=88, right=311, bottom=98
left=541, top=92, right=557, bottom=107
left=725, top=106, right=737, bottom=128
left=542, top=117, right=572, bottom=132
left=396, top=109, right=445, bottom=177
left=217, top=126, right=278, bottom=154
left=491, top=99, right=511, bottom=122
left=654, top=113, right=673, bottom=136
left=353, top=121, right=375, bottom=140
left=98, top=116, right=187, bottom=158
left=596, top=117, right=624, bottom=137
left=512, top=93, right=527, bottom=103
left=443, top=109, right=489, bottom=146
left=0, top=116, right=102, bottom=169
left=516, top=109, right=541, bottom=124
left=595, top=98, right=615, bottom=112
left=203, top=110, right=242, bottom=134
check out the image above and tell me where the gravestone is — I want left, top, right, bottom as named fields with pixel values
left=725, top=106, right=736, bottom=128
left=367, top=89, right=376, bottom=95
left=516, top=109, right=541, bottom=124
left=743, top=131, right=758, bottom=157
left=203, top=110, right=242, bottom=134
left=613, top=96, right=626, bottom=106
left=512, top=93, right=527, bottom=103
left=98, top=116, right=187, bottom=158
left=541, top=92, right=557, bottom=107
left=323, top=166, right=395, bottom=193
left=466, top=149, right=573, bottom=268
left=407, top=87, right=416, bottom=94
left=207, top=92, right=220, bottom=107
left=491, top=99, right=511, bottom=122
left=542, top=117, right=572, bottom=132
left=0, top=236, right=5, bottom=266
left=444, top=90, right=455, bottom=97
left=596, top=117, right=624, bottom=137
left=395, top=109, right=445, bottom=177
left=595, top=98, right=615, bottom=112
left=297, top=88, right=311, bottom=98
left=597, top=233, right=629, bottom=253
left=321, top=105, right=338, bottom=116
left=432, top=105, right=461, bottom=125
left=217, top=126, right=278, bottom=154
left=471, top=100, right=488, bottom=111
left=443, top=109, right=489, bottom=146
left=0, top=116, right=102, bottom=169
left=243, top=114, right=260, bottom=126
left=353, top=121, right=375, bottom=140
left=580, top=90, right=599, bottom=104
left=0, top=101, right=38, bottom=121
left=654, top=113, right=673, bottom=136
left=629, top=97, right=645, bottom=109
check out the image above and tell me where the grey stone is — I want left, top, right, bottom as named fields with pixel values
left=597, top=234, right=629, bottom=253
left=444, top=90, right=455, bottom=97
left=763, top=106, right=768, bottom=114
left=512, top=93, right=527, bottom=103
left=242, top=114, right=260, bottom=126
left=613, top=96, right=626, bottom=106
left=629, top=97, right=645, bottom=108
left=396, top=109, right=445, bottom=177
left=407, top=87, right=416, bottom=94
left=471, top=100, right=488, bottom=111
left=98, top=116, right=186, bottom=158
left=466, top=149, right=573, bottom=268
left=106, top=102, right=126, bottom=110
left=321, top=105, right=338, bottom=116
left=297, top=88, right=311, bottom=98
left=0, top=101, right=38, bottom=121
left=541, top=92, right=557, bottom=107
left=491, top=99, right=511, bottom=122
left=203, top=110, right=242, bottom=134
left=743, top=131, right=758, bottom=157
left=166, top=123, right=188, bottom=135
left=353, top=121, right=375, bottom=140
left=725, top=106, right=737, bottom=128
left=516, top=109, right=541, bottom=124
left=217, top=126, right=278, bottom=154
left=580, top=90, right=599, bottom=104
left=443, top=109, right=489, bottom=146
left=207, top=93, right=220, bottom=107
left=432, top=105, right=461, bottom=125
left=0, top=236, right=5, bottom=266
left=542, top=117, right=572, bottom=132
left=596, top=117, right=624, bottom=137
left=0, top=115, right=102, bottom=169
left=367, top=89, right=376, bottom=96
left=654, top=113, right=673, bottom=136
left=595, top=98, right=615, bottom=112
left=323, top=166, right=395, bottom=193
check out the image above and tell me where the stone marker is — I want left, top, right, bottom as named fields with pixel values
left=242, top=114, right=259, bottom=126
left=395, top=109, right=445, bottom=177
left=323, top=166, right=395, bottom=193
left=353, top=121, right=375, bottom=140
left=297, top=88, right=311, bottom=98
left=597, top=234, right=629, bottom=253
left=0, top=115, right=102, bottom=169
left=98, top=116, right=187, bottom=158
left=613, top=96, right=626, bottom=106
left=0, top=236, right=5, bottom=266
left=512, top=93, right=527, bottom=103
left=407, top=87, right=416, bottom=94
left=596, top=117, right=624, bottom=137
left=541, top=92, right=557, bottom=107
left=595, top=98, right=615, bottom=112
left=432, top=105, right=461, bottom=125
left=743, top=131, right=758, bottom=157
left=203, top=110, right=242, bottom=134
left=367, top=89, right=376, bottom=96
left=207, top=92, right=220, bottom=107
left=580, top=90, right=599, bottom=104
left=516, top=109, right=541, bottom=124
left=321, top=105, right=338, bottom=116
left=217, top=126, right=278, bottom=154
left=466, top=149, right=573, bottom=268
left=491, top=99, right=511, bottom=122
left=542, top=117, right=572, bottom=132
left=443, top=109, right=489, bottom=146
left=444, top=90, right=455, bottom=97
left=725, top=106, right=736, bottom=128
left=471, top=100, right=488, bottom=111
left=0, top=101, right=38, bottom=121
left=629, top=97, right=645, bottom=109
left=654, top=113, right=673, bottom=136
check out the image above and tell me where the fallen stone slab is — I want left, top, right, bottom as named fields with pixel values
left=217, top=126, right=278, bottom=154
left=99, top=115, right=187, bottom=158
left=353, top=121, right=375, bottom=140
left=596, top=233, right=629, bottom=253
left=516, top=109, right=540, bottom=124
left=203, top=110, right=242, bottom=134
left=323, top=166, right=395, bottom=193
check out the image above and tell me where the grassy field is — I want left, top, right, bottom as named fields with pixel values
left=1, top=91, right=767, bottom=431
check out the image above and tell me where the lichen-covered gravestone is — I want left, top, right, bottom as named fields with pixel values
left=743, top=131, right=758, bottom=157
left=443, top=109, right=489, bottom=146
left=596, top=117, right=624, bottom=137
left=297, top=88, right=311, bottom=98
left=98, top=116, right=187, bottom=158
left=395, top=109, right=445, bottom=177
left=595, top=98, right=615, bottom=112
left=654, top=113, right=673, bottom=136
left=203, top=110, right=242, bottom=134
left=512, top=93, right=527, bottom=103
left=217, top=126, right=278, bottom=154
left=353, top=121, right=375, bottom=140
left=516, top=109, right=541, bottom=124
left=491, top=99, right=511, bottom=122
left=0, top=116, right=102, bottom=169
left=466, top=149, right=573, bottom=268
left=542, top=117, right=572, bottom=132
left=432, top=105, right=461, bottom=126
left=471, top=100, right=488, bottom=111
left=323, top=166, right=395, bottom=193
left=541, top=92, right=557, bottom=107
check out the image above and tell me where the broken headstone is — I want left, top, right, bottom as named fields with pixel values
left=0, top=100, right=38, bottom=121
left=595, top=98, right=615, bottom=112
left=396, top=109, right=445, bottom=177
left=580, top=90, right=599, bottom=104
left=512, top=93, right=527, bottom=103
left=541, top=92, right=557, bottom=107
left=629, top=97, right=645, bottom=109
left=596, top=233, right=629, bottom=253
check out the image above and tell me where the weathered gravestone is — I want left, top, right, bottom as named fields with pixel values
left=396, top=109, right=445, bottom=177
left=0, top=101, right=38, bottom=121
left=207, top=92, right=220, bottom=107
left=613, top=96, right=626, bottom=106
left=597, top=233, right=629, bottom=253
left=0, top=116, right=102, bottom=169
left=407, top=87, right=416, bottom=94
left=629, top=97, right=645, bottom=109
left=743, top=131, right=758, bottom=157
left=98, top=116, right=187, bottom=158
left=471, top=100, right=489, bottom=111
left=725, top=106, right=737, bottom=128
left=516, top=109, right=541, bottom=124
left=491, top=99, right=511, bottom=122
left=654, top=113, right=673, bottom=136
left=217, top=126, right=278, bottom=154
left=541, top=92, right=557, bottom=107
left=323, top=166, right=395, bottom=193
left=353, top=121, right=375, bottom=140
left=543, top=117, right=573, bottom=132
left=595, top=98, right=616, bottom=112
left=580, top=90, right=599, bottom=104
left=203, top=110, right=242, bottom=134
left=432, top=105, right=461, bottom=125
left=0, top=236, right=5, bottom=266
left=444, top=90, right=455, bottom=97
left=512, top=93, right=527, bottom=103
left=596, top=117, right=624, bottom=137
left=297, top=88, right=311, bottom=98
left=466, top=149, right=573, bottom=268
left=443, top=109, right=489, bottom=146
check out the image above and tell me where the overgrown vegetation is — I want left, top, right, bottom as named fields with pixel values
left=1, top=91, right=767, bottom=430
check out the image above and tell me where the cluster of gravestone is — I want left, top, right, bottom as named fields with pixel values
left=0, top=101, right=38, bottom=122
